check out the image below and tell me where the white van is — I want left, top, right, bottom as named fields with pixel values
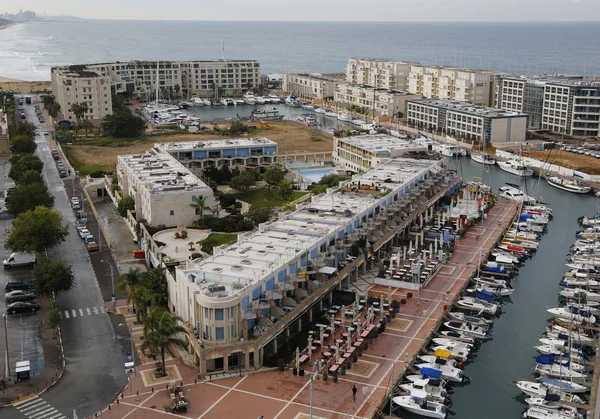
left=3, top=252, right=36, bottom=268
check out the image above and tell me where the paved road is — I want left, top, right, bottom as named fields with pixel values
left=3, top=98, right=128, bottom=418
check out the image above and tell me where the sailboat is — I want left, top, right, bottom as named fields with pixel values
left=498, top=140, right=534, bottom=177
left=470, top=136, right=496, bottom=165
left=546, top=175, right=591, bottom=194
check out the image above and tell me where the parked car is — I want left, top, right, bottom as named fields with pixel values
left=5, top=290, right=35, bottom=303
left=3, top=252, right=36, bottom=268
left=59, top=169, right=67, bottom=178
left=84, top=235, right=95, bottom=245
left=87, top=241, right=99, bottom=252
left=7, top=301, right=40, bottom=314
left=5, top=281, right=34, bottom=292
left=78, top=228, right=91, bottom=239
left=56, top=161, right=64, bottom=168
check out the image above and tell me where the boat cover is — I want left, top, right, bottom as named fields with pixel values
left=476, top=293, right=497, bottom=302
left=447, top=322, right=463, bottom=328
left=434, top=349, right=451, bottom=358
left=536, top=354, right=556, bottom=365
left=484, top=266, right=505, bottom=273
left=420, top=367, right=443, bottom=379
left=541, top=377, right=578, bottom=390
left=519, top=214, right=534, bottom=221
left=478, top=289, right=500, bottom=299
left=544, top=393, right=560, bottom=402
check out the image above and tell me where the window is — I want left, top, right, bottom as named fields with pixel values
left=204, top=307, right=209, bottom=319
left=229, top=307, right=235, bottom=318
left=215, top=327, right=224, bottom=340
left=169, top=210, right=174, bottom=216
left=192, top=195, right=196, bottom=202
left=215, top=309, right=224, bottom=321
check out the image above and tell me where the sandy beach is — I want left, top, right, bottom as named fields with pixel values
left=0, top=76, right=51, bottom=93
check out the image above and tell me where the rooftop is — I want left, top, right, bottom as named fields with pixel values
left=407, top=98, right=525, bottom=118
left=288, top=73, right=346, bottom=81
left=118, top=150, right=210, bottom=194
left=336, top=83, right=414, bottom=95
left=53, top=65, right=106, bottom=79
left=155, top=137, right=278, bottom=152
left=338, top=134, right=425, bottom=156
left=180, top=158, right=441, bottom=299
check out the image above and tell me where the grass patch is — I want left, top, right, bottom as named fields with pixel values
left=62, top=145, right=114, bottom=176
left=233, top=188, right=308, bottom=208
left=205, top=233, right=238, bottom=247
left=75, top=136, right=148, bottom=147
left=576, top=166, right=600, bottom=175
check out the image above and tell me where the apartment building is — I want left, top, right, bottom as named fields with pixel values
left=52, top=60, right=260, bottom=105
left=282, top=73, right=344, bottom=100
left=334, top=84, right=420, bottom=116
left=407, top=66, right=497, bottom=106
left=346, top=58, right=414, bottom=90
left=50, top=66, right=113, bottom=123
left=332, top=134, right=426, bottom=172
left=406, top=98, right=527, bottom=146
left=116, top=149, right=214, bottom=228
left=155, top=138, right=278, bottom=174
left=168, top=158, right=449, bottom=374
left=542, top=80, right=600, bottom=137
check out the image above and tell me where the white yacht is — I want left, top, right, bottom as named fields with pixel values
left=202, top=99, right=211, bottom=106
left=314, top=107, right=325, bottom=114
left=498, top=185, right=536, bottom=204
left=497, top=159, right=534, bottom=177
left=255, top=96, right=266, bottom=105
left=324, top=109, right=337, bottom=118
left=351, top=117, right=365, bottom=126
left=234, top=99, right=245, bottom=106
left=399, top=378, right=447, bottom=403
left=302, top=103, right=316, bottom=110
left=284, top=95, right=301, bottom=107
left=392, top=391, right=447, bottom=418
left=244, top=92, right=257, bottom=105
left=546, top=175, right=591, bottom=194
left=415, top=363, right=465, bottom=383
left=191, top=97, right=204, bottom=107
left=547, top=307, right=596, bottom=324
left=337, top=113, right=353, bottom=122
left=516, top=380, right=585, bottom=402
left=268, top=94, right=282, bottom=103
left=470, top=152, right=496, bottom=165
left=221, top=98, right=234, bottom=106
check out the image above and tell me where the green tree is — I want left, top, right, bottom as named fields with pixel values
left=8, top=154, right=43, bottom=182
left=311, top=184, right=328, bottom=195
left=190, top=196, right=211, bottom=224
left=319, top=174, right=343, bottom=187
left=246, top=206, right=273, bottom=226
left=262, top=168, right=284, bottom=188
left=130, top=286, right=154, bottom=323
left=6, top=182, right=54, bottom=216
left=117, top=268, right=143, bottom=311
left=117, top=195, right=135, bottom=217
left=33, top=257, right=75, bottom=298
left=5, top=206, right=69, bottom=254
left=14, top=121, right=37, bottom=139
left=141, top=267, right=168, bottom=307
left=143, top=306, right=166, bottom=338
left=69, top=102, right=88, bottom=125
left=79, top=119, right=94, bottom=136
left=140, top=312, right=187, bottom=375
left=277, top=180, right=293, bottom=201
left=230, top=170, right=256, bottom=192
left=200, top=237, right=218, bottom=254
left=17, top=170, right=44, bottom=186
left=101, top=113, right=147, bottom=138
left=9, top=135, right=37, bottom=154
left=229, top=121, right=247, bottom=136
left=46, top=102, right=61, bottom=119
left=45, top=306, right=61, bottom=335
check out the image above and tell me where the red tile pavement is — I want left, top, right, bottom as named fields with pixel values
left=89, top=198, right=516, bottom=419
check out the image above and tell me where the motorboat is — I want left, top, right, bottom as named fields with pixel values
left=399, top=378, right=447, bottom=403
left=338, top=113, right=353, bottom=122
left=392, top=391, right=447, bottom=418
left=524, top=406, right=583, bottom=419
left=415, top=363, right=465, bottom=383
left=497, top=159, right=534, bottom=177
left=431, top=338, right=474, bottom=349
left=472, top=284, right=514, bottom=297
left=534, top=363, right=587, bottom=380
left=498, top=185, right=536, bottom=204
left=418, top=355, right=459, bottom=368
left=244, top=91, right=257, bottom=105
left=268, top=94, right=282, bottom=103
left=249, top=108, right=284, bottom=121
left=212, top=100, right=222, bottom=106
left=470, top=152, right=496, bottom=165
left=456, top=297, right=499, bottom=315
left=297, top=114, right=317, bottom=126
left=202, top=99, right=211, bottom=106
left=301, top=103, right=316, bottom=110
left=191, top=97, right=204, bottom=107
left=472, top=277, right=511, bottom=289
left=559, top=287, right=600, bottom=301
left=534, top=344, right=584, bottom=362
left=255, top=96, right=266, bottom=105
left=439, top=330, right=475, bottom=344
left=546, top=175, right=591, bottom=194
left=430, top=345, right=470, bottom=362
left=539, top=377, right=588, bottom=394
left=351, top=117, right=365, bottom=126
left=221, top=98, right=234, bottom=106
left=284, top=95, right=301, bottom=107
left=314, top=106, right=325, bottom=114
left=516, top=380, right=584, bottom=403
left=443, top=321, right=488, bottom=339
left=263, top=97, right=272, bottom=104
left=545, top=330, right=596, bottom=346
left=525, top=395, right=583, bottom=415
left=447, top=311, right=492, bottom=327
left=234, top=99, right=245, bottom=106
left=547, top=307, right=596, bottom=324
left=324, top=109, right=337, bottom=118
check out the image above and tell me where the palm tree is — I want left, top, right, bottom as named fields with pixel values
left=69, top=102, right=88, bottom=125
left=141, top=312, right=187, bottom=375
left=117, top=268, right=143, bottom=311
left=80, top=119, right=94, bottom=137
left=130, top=286, right=154, bottom=323
left=190, top=197, right=211, bottom=224
left=143, top=306, right=166, bottom=338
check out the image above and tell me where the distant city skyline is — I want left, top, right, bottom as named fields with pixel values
left=2, top=0, right=599, bottom=22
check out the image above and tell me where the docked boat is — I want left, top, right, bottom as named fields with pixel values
left=516, top=381, right=585, bottom=402
left=539, top=377, right=588, bottom=394
left=399, top=378, right=447, bottom=403
left=244, top=92, right=257, bottom=105
left=443, top=321, right=488, bottom=339
left=249, top=108, right=284, bottom=121
left=314, top=106, right=325, bottom=114
left=456, top=297, right=499, bottom=315
left=202, top=99, right=211, bottom=106
left=470, top=152, right=496, bottom=165
left=255, top=96, right=266, bottom=105
left=431, top=338, right=474, bottom=349
left=524, top=405, right=583, bottom=419
left=268, top=94, right=282, bottom=103
left=338, top=112, right=353, bottom=122
left=221, top=98, right=234, bottom=106
left=392, top=391, right=447, bottom=418
left=559, top=287, right=600, bottom=301
left=284, top=95, right=301, bottom=107
left=324, top=109, right=337, bottom=118
left=415, top=363, right=465, bottom=383
left=534, top=363, right=587, bottom=380
left=525, top=395, right=583, bottom=416
left=234, top=99, right=245, bottom=106
left=301, top=103, right=316, bottom=110
left=547, top=307, right=596, bottom=324
left=351, top=117, right=365, bottom=126
left=498, top=185, right=536, bottom=204
left=535, top=344, right=584, bottom=361
left=439, top=330, right=475, bottom=344
left=473, top=284, right=514, bottom=297
left=447, top=311, right=493, bottom=327
left=191, top=97, right=204, bottom=107
left=546, top=175, right=591, bottom=194
left=430, top=346, right=470, bottom=362
left=497, top=159, right=534, bottom=177
left=297, top=114, right=317, bottom=126
left=418, top=355, right=459, bottom=368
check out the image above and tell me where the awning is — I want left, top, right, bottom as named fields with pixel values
left=319, top=267, right=337, bottom=275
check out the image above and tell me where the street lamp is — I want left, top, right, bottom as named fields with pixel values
left=101, top=260, right=116, bottom=311
left=119, top=322, right=136, bottom=396
left=309, top=360, right=321, bottom=419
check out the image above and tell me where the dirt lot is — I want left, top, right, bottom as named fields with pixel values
left=524, top=150, right=600, bottom=174
left=65, top=121, right=333, bottom=174
left=0, top=77, right=51, bottom=93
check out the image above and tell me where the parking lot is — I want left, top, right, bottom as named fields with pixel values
left=0, top=159, right=45, bottom=380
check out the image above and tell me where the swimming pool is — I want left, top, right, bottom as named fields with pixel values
left=299, top=168, right=337, bottom=183
left=287, top=162, right=315, bottom=169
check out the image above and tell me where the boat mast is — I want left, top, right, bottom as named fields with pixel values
left=155, top=60, right=160, bottom=106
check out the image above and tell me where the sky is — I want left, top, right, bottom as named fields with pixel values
left=5, top=0, right=599, bottom=21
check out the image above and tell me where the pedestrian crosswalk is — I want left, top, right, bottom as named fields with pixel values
left=62, top=305, right=105, bottom=319
left=14, top=395, right=66, bottom=419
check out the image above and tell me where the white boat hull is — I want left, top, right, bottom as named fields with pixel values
left=497, top=160, right=534, bottom=177
left=547, top=176, right=591, bottom=194
left=392, top=396, right=447, bottom=418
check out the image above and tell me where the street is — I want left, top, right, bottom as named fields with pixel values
left=2, top=97, right=128, bottom=418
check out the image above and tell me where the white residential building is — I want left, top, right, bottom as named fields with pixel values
left=155, top=137, right=278, bottom=173
left=334, top=84, right=420, bottom=116
left=542, top=80, right=600, bottom=137
left=332, top=134, right=426, bottom=172
left=168, top=158, right=448, bottom=374
left=407, top=66, right=497, bottom=106
left=282, top=73, right=344, bottom=99
left=406, top=98, right=527, bottom=146
left=116, top=149, right=214, bottom=228
left=50, top=66, right=113, bottom=123
left=346, top=58, right=414, bottom=90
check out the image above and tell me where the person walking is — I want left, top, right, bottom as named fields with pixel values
left=352, top=385, right=357, bottom=401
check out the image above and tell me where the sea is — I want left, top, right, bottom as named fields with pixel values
left=4, top=19, right=600, bottom=419
left=2, top=20, right=600, bottom=80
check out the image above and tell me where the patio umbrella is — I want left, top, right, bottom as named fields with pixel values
left=319, top=327, right=324, bottom=346
left=308, top=337, right=313, bottom=358
left=295, top=347, right=300, bottom=370
left=335, top=341, right=340, bottom=362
